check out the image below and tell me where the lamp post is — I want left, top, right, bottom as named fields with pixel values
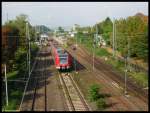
left=93, top=23, right=98, bottom=71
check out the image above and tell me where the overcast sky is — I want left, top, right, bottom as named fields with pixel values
left=2, top=2, right=148, bottom=29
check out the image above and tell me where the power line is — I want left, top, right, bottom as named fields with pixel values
left=3, top=80, right=27, bottom=83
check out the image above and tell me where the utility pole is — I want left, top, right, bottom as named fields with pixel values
left=113, top=18, right=115, bottom=57
left=4, top=64, right=8, bottom=106
left=28, top=24, right=31, bottom=77
left=93, top=23, right=98, bottom=70
left=124, top=57, right=127, bottom=95
left=124, top=35, right=129, bottom=95
left=114, top=23, right=117, bottom=54
left=35, top=27, right=37, bottom=42
left=127, top=36, right=131, bottom=72
left=93, top=38, right=95, bottom=71
left=26, top=22, right=28, bottom=75
left=26, top=22, right=30, bottom=78
left=74, top=30, right=77, bottom=72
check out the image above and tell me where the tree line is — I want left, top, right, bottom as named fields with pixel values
left=2, top=14, right=38, bottom=73
left=79, top=13, right=148, bottom=62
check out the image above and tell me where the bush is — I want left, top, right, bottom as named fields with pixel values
left=15, top=47, right=27, bottom=64
left=31, top=43, right=39, bottom=54
left=14, top=47, right=27, bottom=72
left=88, top=84, right=100, bottom=101
left=96, top=48, right=111, bottom=57
left=96, top=98, right=106, bottom=110
left=31, top=43, right=39, bottom=62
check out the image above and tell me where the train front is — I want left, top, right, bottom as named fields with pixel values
left=55, top=48, right=72, bottom=70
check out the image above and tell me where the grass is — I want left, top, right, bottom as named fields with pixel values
left=105, top=57, right=148, bottom=87
left=7, top=71, right=18, bottom=79
left=106, top=57, right=125, bottom=72
left=76, top=35, right=111, bottom=57
left=95, top=48, right=111, bottom=57
left=72, top=71, right=98, bottom=102
left=128, top=72, right=148, bottom=87
left=71, top=70, right=109, bottom=110
left=2, top=70, right=25, bottom=111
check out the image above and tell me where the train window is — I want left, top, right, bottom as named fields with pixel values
left=59, top=54, right=68, bottom=58
left=60, top=57, right=68, bottom=64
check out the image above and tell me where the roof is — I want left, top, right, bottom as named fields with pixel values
left=40, top=34, right=48, bottom=38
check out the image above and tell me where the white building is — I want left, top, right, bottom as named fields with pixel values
left=40, top=34, right=49, bottom=44
left=83, top=31, right=88, bottom=34
left=73, top=24, right=80, bottom=32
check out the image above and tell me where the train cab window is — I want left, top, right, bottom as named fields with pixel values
left=59, top=54, right=68, bottom=64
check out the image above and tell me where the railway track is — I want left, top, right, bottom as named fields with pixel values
left=58, top=72, right=90, bottom=111
left=51, top=40, right=90, bottom=111
left=31, top=47, right=48, bottom=111
left=20, top=47, right=48, bottom=111
left=68, top=45, right=148, bottom=103
left=51, top=39, right=148, bottom=110
left=52, top=39, right=130, bottom=111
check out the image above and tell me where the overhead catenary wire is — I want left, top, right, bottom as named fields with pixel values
left=3, top=80, right=27, bottom=83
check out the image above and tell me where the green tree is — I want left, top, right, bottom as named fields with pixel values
left=114, top=14, right=148, bottom=61
left=58, top=26, right=64, bottom=33
left=95, top=17, right=113, bottom=45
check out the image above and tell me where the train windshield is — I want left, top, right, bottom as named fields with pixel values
left=59, top=54, right=68, bottom=64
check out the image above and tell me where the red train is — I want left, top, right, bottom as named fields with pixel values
left=52, top=45, right=72, bottom=70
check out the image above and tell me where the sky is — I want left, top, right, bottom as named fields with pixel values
left=2, top=2, right=148, bottom=29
